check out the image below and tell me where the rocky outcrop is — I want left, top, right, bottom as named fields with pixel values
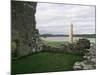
left=11, top=1, right=43, bottom=58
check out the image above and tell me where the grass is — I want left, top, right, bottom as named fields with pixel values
left=44, top=41, right=67, bottom=46
left=12, top=41, right=83, bottom=74
left=12, top=52, right=83, bottom=74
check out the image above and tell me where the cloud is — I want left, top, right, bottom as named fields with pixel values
left=35, top=2, right=95, bottom=34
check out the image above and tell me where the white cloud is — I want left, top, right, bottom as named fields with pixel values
left=36, top=2, right=95, bottom=34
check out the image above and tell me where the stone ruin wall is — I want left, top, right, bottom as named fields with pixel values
left=11, top=1, right=42, bottom=58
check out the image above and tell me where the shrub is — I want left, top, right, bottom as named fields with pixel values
left=76, top=38, right=90, bottom=49
left=75, top=38, right=90, bottom=54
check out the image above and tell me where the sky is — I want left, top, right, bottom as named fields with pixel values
left=35, top=2, right=95, bottom=35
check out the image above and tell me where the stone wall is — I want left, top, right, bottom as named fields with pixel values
left=73, top=43, right=96, bottom=70
left=11, top=1, right=42, bottom=58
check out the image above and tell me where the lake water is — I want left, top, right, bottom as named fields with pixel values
left=41, top=37, right=96, bottom=43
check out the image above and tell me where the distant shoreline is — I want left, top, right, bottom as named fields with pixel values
left=40, top=34, right=96, bottom=38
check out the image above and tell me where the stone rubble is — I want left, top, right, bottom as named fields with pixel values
left=73, top=43, right=96, bottom=70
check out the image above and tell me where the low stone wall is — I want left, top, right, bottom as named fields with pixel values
left=42, top=38, right=90, bottom=55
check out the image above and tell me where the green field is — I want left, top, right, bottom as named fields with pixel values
left=12, top=52, right=83, bottom=74
left=44, top=41, right=67, bottom=46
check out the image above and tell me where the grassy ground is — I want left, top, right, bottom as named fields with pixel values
left=44, top=41, right=67, bottom=46
left=12, top=52, right=83, bottom=74
left=12, top=41, right=83, bottom=74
